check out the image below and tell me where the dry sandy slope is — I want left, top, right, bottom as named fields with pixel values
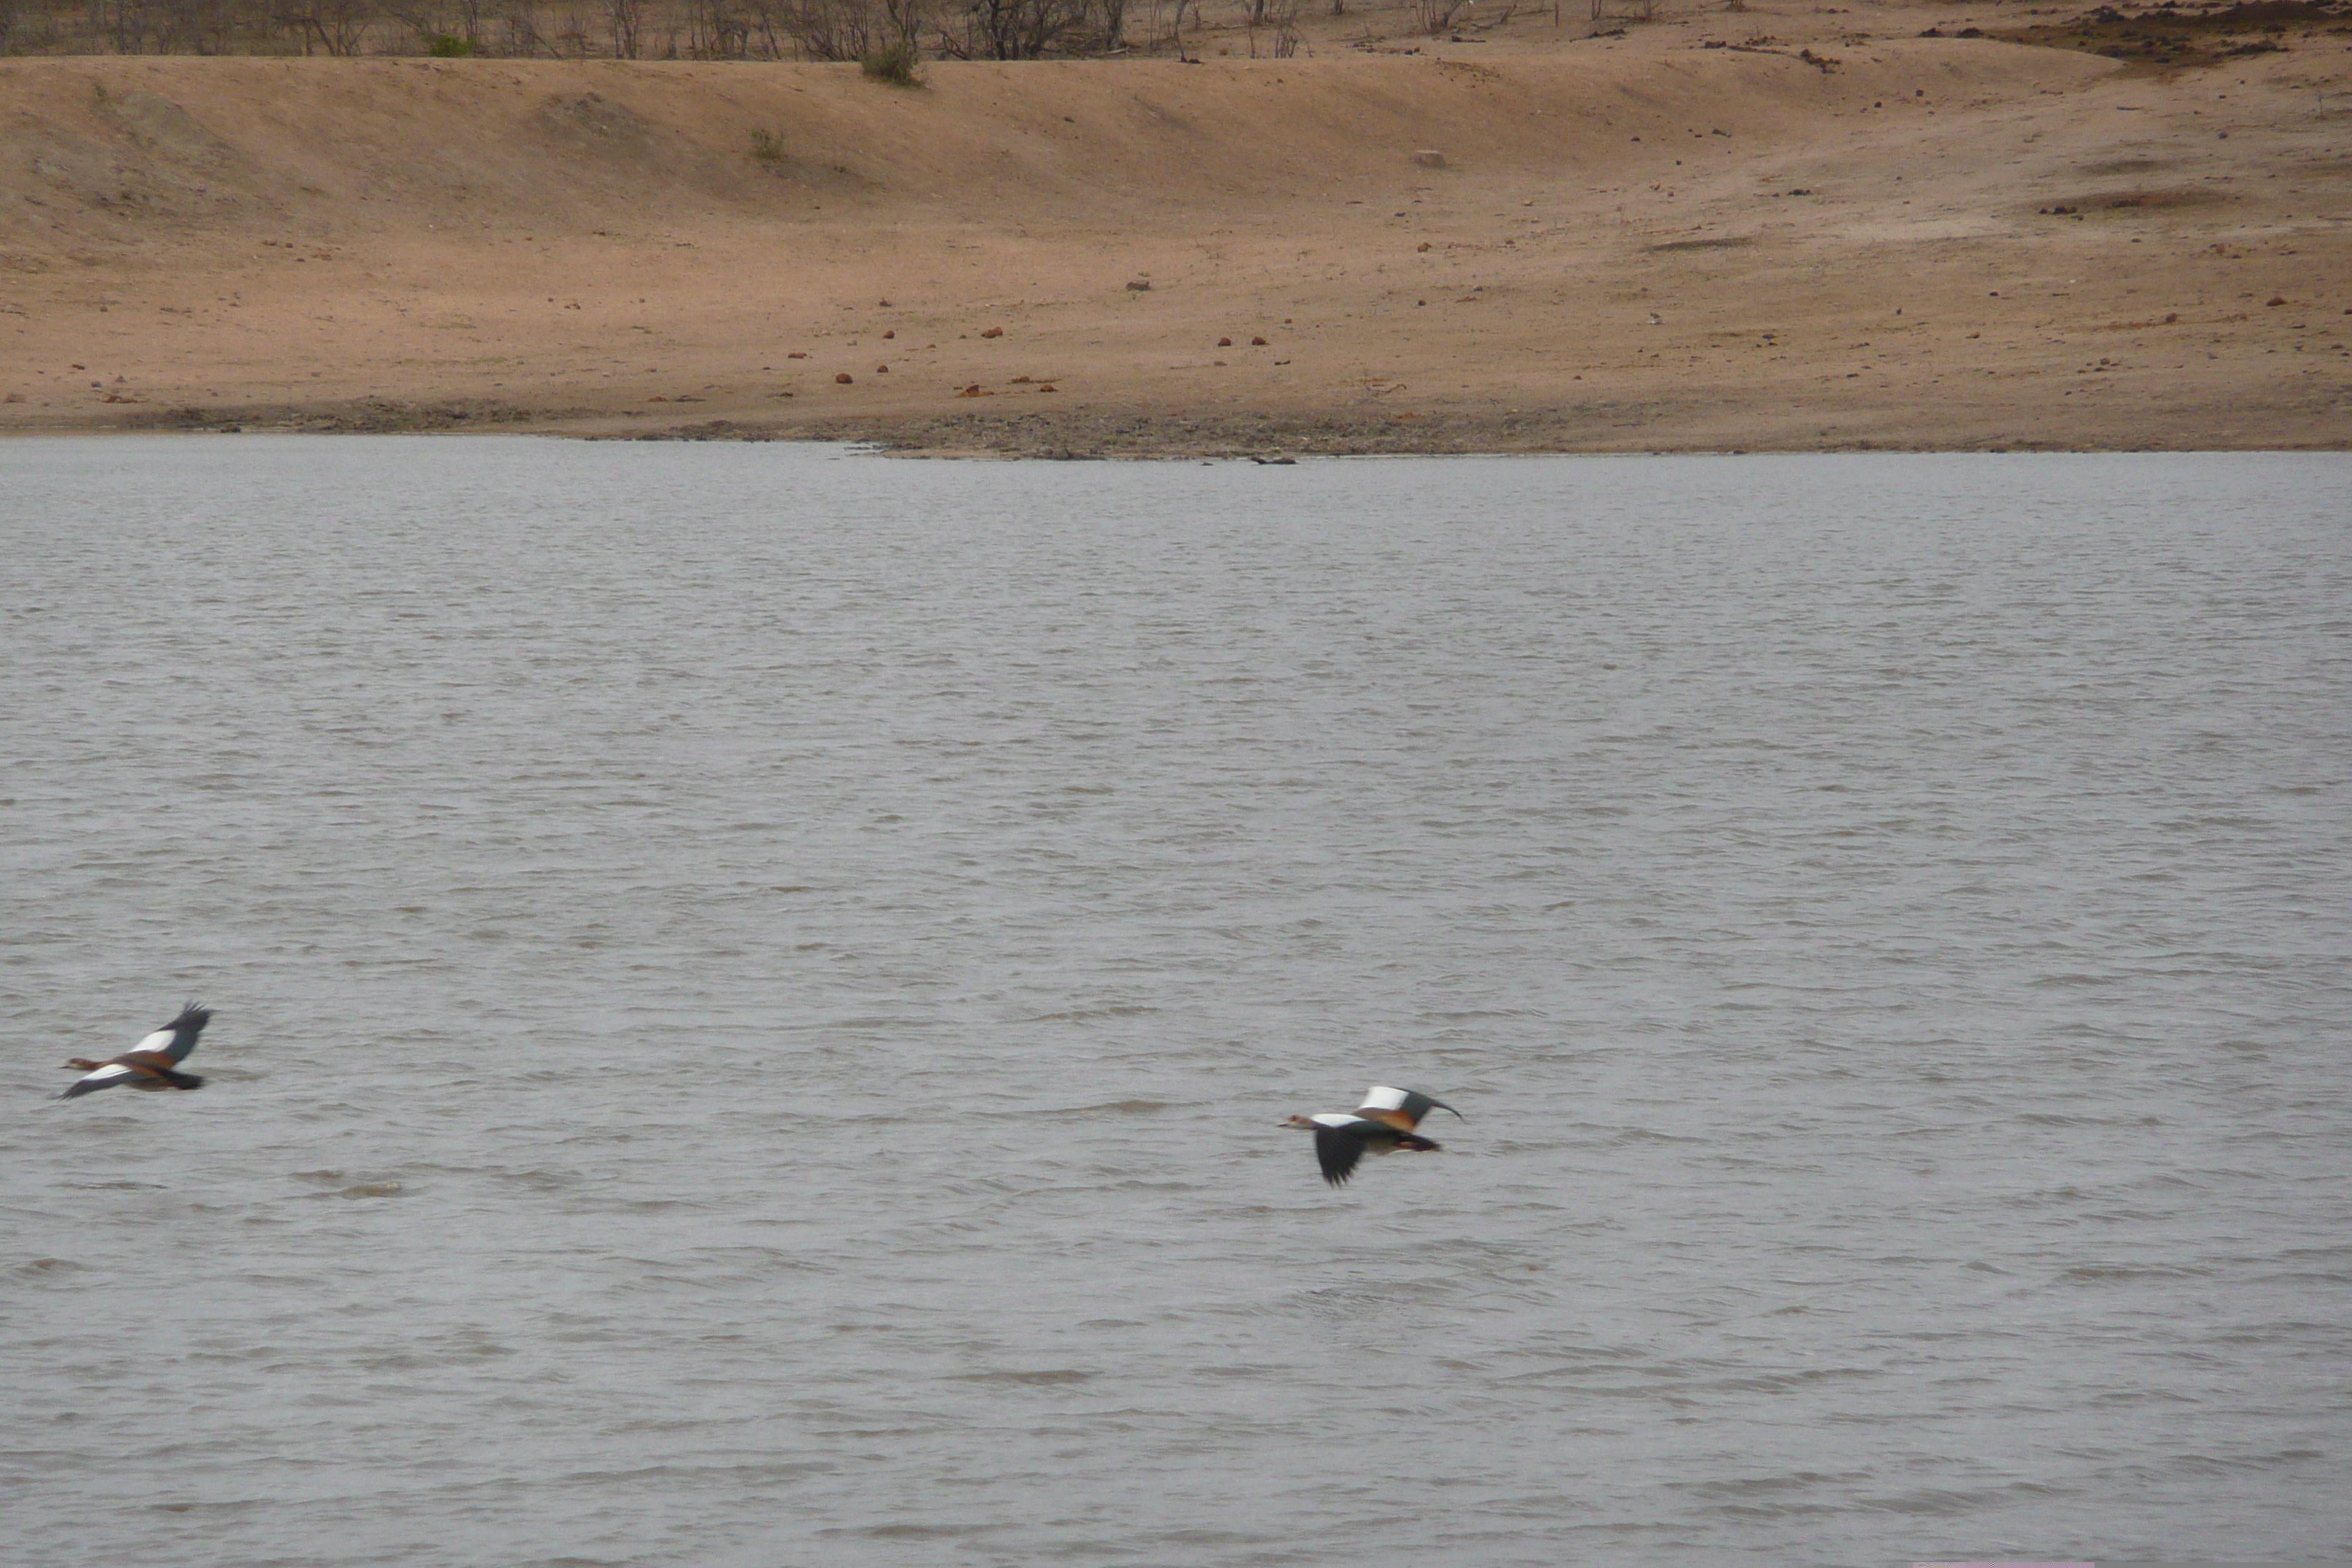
left=2, top=6, right=2347, bottom=452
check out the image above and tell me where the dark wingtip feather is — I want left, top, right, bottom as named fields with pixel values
left=1313, top=1123, right=1368, bottom=1187
left=159, top=1003, right=214, bottom=1063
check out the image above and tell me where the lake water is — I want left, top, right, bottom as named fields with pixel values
left=4, top=438, right=2348, bottom=1568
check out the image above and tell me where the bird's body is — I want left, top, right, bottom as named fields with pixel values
left=1283, top=1085, right=1462, bottom=1186
left=56, top=1003, right=212, bottom=1099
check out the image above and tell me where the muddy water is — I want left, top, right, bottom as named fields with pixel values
left=5, top=439, right=2348, bottom=1567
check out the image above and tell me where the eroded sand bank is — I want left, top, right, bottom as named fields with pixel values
left=3, top=1, right=2346, bottom=453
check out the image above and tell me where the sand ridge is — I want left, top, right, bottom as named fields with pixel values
left=2, top=0, right=2347, bottom=453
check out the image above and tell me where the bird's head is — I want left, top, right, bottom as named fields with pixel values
left=1280, top=1114, right=1321, bottom=1131
left=62, top=1058, right=102, bottom=1071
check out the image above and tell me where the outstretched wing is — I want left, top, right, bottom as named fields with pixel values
left=135, top=1003, right=212, bottom=1065
left=1313, top=1119, right=1373, bottom=1187
left=56, top=1062, right=137, bottom=1100
left=1356, top=1085, right=1462, bottom=1132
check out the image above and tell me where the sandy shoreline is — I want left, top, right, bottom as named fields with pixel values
left=4, top=1, right=2346, bottom=455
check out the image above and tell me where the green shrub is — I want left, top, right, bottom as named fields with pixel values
left=750, top=129, right=785, bottom=164
left=426, top=33, right=475, bottom=56
left=860, top=38, right=921, bottom=85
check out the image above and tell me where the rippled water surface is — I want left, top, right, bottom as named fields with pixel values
left=4, top=438, right=2349, bottom=1567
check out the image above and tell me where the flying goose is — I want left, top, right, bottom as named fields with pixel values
left=1282, top=1085, right=1462, bottom=1187
left=57, top=1003, right=212, bottom=1100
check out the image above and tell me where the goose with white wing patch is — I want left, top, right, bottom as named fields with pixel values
left=56, top=1003, right=212, bottom=1100
left=1282, top=1085, right=1462, bottom=1187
